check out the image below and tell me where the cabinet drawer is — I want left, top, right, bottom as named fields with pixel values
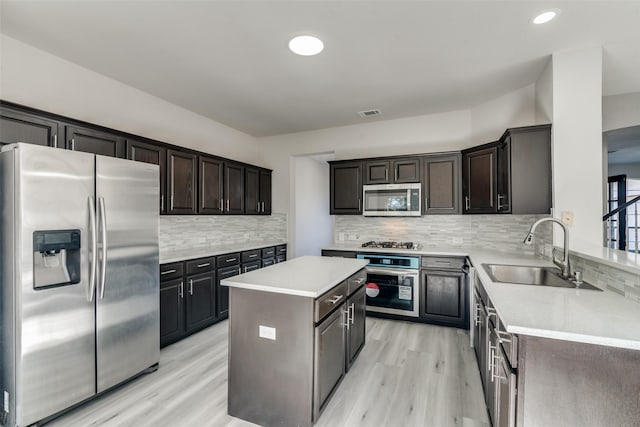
left=421, top=256, right=466, bottom=270
left=160, top=262, right=184, bottom=281
left=315, top=280, right=348, bottom=323
left=218, top=252, right=241, bottom=267
left=262, top=257, right=275, bottom=267
left=261, top=246, right=276, bottom=258
left=347, top=269, right=367, bottom=296
left=276, top=255, right=286, bottom=263
left=276, top=244, right=287, bottom=255
left=218, top=264, right=241, bottom=279
left=186, top=257, right=215, bottom=275
left=242, top=260, right=261, bottom=273
left=241, top=249, right=261, bottom=263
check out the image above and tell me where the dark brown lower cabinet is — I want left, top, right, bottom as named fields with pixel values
left=421, top=269, right=467, bottom=328
left=313, top=306, right=346, bottom=420
left=346, top=285, right=366, bottom=371
left=185, top=272, right=216, bottom=332
left=216, top=265, right=240, bottom=319
left=160, top=277, right=185, bottom=347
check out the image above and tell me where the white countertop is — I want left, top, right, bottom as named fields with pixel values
left=221, top=256, right=369, bottom=298
left=160, top=240, right=287, bottom=264
left=322, top=243, right=640, bottom=351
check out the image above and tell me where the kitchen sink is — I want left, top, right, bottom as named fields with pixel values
left=482, top=264, right=602, bottom=291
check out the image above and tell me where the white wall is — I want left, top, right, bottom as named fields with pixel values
left=470, top=83, right=536, bottom=143
left=292, top=156, right=333, bottom=257
left=608, top=163, right=640, bottom=179
left=603, top=92, right=640, bottom=132
left=535, top=58, right=553, bottom=123
left=551, top=47, right=603, bottom=251
left=0, top=35, right=261, bottom=164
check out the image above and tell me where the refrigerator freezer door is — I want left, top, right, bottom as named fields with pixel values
left=2, top=144, right=96, bottom=426
left=95, top=155, right=159, bottom=393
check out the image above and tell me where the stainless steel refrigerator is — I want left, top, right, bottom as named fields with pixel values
left=0, top=143, right=160, bottom=427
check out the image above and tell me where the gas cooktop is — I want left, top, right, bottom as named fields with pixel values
left=361, top=241, right=418, bottom=250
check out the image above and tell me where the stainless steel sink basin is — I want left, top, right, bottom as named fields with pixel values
left=482, top=264, right=602, bottom=291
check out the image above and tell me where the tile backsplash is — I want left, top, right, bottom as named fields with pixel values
left=159, top=213, right=287, bottom=252
left=571, top=254, right=640, bottom=304
left=335, top=214, right=552, bottom=255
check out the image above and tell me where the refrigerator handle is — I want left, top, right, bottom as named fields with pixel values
left=88, top=196, right=98, bottom=302
left=98, top=197, right=108, bottom=299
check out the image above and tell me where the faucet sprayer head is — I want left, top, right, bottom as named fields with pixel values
left=523, top=233, right=534, bottom=245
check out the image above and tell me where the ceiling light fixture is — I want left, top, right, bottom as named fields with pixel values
left=288, top=35, right=324, bottom=56
left=532, top=9, right=560, bottom=25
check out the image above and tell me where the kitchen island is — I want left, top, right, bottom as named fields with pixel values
left=221, top=255, right=368, bottom=427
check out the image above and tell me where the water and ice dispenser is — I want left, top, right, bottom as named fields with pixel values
left=33, top=230, right=81, bottom=289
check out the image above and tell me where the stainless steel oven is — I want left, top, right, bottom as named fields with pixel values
left=357, top=253, right=420, bottom=317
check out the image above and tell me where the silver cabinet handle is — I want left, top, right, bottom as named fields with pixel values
left=196, top=263, right=210, bottom=268
left=170, top=195, right=174, bottom=211
left=328, top=295, right=344, bottom=304
left=237, top=267, right=241, bottom=275
left=244, top=266, right=248, bottom=273
left=226, top=258, right=237, bottom=263
left=498, top=194, right=508, bottom=211
left=474, top=303, right=482, bottom=326
left=465, top=195, right=470, bottom=210
left=160, top=195, right=164, bottom=212
left=349, top=303, right=355, bottom=324
left=257, top=201, right=260, bottom=212
left=98, top=197, right=108, bottom=299
left=395, top=167, right=398, bottom=182
left=53, top=134, right=58, bottom=148
left=385, top=169, right=388, bottom=181
left=249, top=254, right=258, bottom=258
left=71, top=138, right=75, bottom=150
left=491, top=350, right=505, bottom=382
left=496, top=329, right=512, bottom=343
left=226, top=199, right=230, bottom=211
left=488, top=343, right=497, bottom=382
left=189, top=279, right=193, bottom=295
left=358, top=199, right=361, bottom=211
left=220, top=199, right=223, bottom=212
left=261, top=201, right=265, bottom=213
left=178, top=281, right=184, bottom=299
left=353, top=277, right=365, bottom=284
left=161, top=269, right=177, bottom=275
left=88, top=196, right=97, bottom=302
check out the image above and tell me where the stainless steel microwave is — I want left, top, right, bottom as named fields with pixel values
left=362, top=183, right=421, bottom=216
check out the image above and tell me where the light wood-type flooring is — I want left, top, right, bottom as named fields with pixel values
left=47, top=318, right=490, bottom=427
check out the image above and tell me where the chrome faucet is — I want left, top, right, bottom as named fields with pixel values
left=523, top=217, right=571, bottom=279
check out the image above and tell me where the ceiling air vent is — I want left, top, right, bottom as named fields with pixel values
left=357, top=109, right=382, bottom=118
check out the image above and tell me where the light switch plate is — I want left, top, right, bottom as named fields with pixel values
left=561, top=211, right=574, bottom=226
left=259, top=325, right=276, bottom=340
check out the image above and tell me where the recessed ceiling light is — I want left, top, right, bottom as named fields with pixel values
left=532, top=9, right=560, bottom=25
left=288, top=35, right=324, bottom=56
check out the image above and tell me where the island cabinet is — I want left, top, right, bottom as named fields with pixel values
left=473, top=275, right=640, bottom=427
left=224, top=256, right=368, bottom=427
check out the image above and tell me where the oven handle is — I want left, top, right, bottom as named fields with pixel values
left=365, top=267, right=419, bottom=276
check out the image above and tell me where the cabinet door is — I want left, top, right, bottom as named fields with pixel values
left=393, top=158, right=420, bottom=183
left=423, top=154, right=460, bottom=214
left=364, top=160, right=390, bottom=184
left=462, top=145, right=498, bottom=214
left=313, top=306, right=346, bottom=420
left=186, top=272, right=216, bottom=332
left=346, top=286, right=366, bottom=370
left=160, top=278, right=185, bottom=347
left=497, top=138, right=511, bottom=213
left=421, top=270, right=466, bottom=328
left=495, top=348, right=517, bottom=427
left=259, top=169, right=272, bottom=215
left=217, top=265, right=240, bottom=319
left=66, top=125, right=124, bottom=157
left=167, top=149, right=197, bottom=214
left=127, top=139, right=166, bottom=214
left=224, top=162, right=245, bottom=214
left=330, top=161, right=363, bottom=214
left=198, top=156, right=224, bottom=214
left=245, top=167, right=260, bottom=215
left=0, top=106, right=61, bottom=147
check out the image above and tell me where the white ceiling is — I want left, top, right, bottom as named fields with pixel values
left=607, top=125, right=640, bottom=165
left=1, top=1, right=639, bottom=137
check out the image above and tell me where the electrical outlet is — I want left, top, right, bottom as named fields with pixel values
left=561, top=211, right=574, bottom=226
left=338, top=232, right=345, bottom=241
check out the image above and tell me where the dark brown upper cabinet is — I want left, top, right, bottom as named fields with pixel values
left=167, top=149, right=197, bottom=214
left=246, top=168, right=272, bottom=215
left=330, top=161, right=363, bottom=214
left=198, top=156, right=224, bottom=214
left=423, top=154, right=461, bottom=215
left=66, top=125, right=124, bottom=157
left=462, top=144, right=498, bottom=214
left=501, top=124, right=552, bottom=215
left=0, top=106, right=61, bottom=148
left=127, top=139, right=166, bottom=214
left=364, top=158, right=420, bottom=184
left=224, top=162, right=245, bottom=214
left=462, top=124, right=551, bottom=215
